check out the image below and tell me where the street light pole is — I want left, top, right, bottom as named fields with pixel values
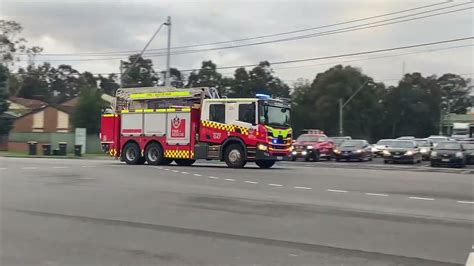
left=165, top=16, right=172, bottom=87
left=338, top=80, right=370, bottom=136
left=339, top=98, right=343, bottom=136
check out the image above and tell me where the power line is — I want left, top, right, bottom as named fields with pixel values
left=20, top=5, right=473, bottom=62
left=177, top=37, right=473, bottom=72
left=146, top=5, right=474, bottom=58
left=24, top=0, right=469, bottom=58
left=262, top=44, right=474, bottom=73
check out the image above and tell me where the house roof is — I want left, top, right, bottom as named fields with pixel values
left=60, top=97, right=79, bottom=107
left=8, top=96, right=47, bottom=110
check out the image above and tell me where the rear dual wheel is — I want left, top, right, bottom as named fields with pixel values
left=123, top=142, right=144, bottom=165
left=144, top=142, right=172, bottom=165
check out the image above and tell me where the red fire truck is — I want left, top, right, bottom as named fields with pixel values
left=100, top=87, right=293, bottom=168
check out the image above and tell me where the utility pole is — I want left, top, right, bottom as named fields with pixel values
left=165, top=16, right=172, bottom=87
left=119, top=60, right=124, bottom=89
left=338, top=80, right=370, bottom=137
left=339, top=98, right=343, bottom=136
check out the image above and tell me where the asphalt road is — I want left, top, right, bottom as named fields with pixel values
left=1, top=157, right=473, bottom=266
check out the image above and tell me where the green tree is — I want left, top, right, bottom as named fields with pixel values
left=15, top=63, right=52, bottom=101
left=383, top=73, right=439, bottom=138
left=292, top=65, right=384, bottom=141
left=161, top=68, right=184, bottom=88
left=99, top=74, right=120, bottom=95
left=187, top=60, right=227, bottom=95
left=121, top=54, right=158, bottom=88
left=0, top=20, right=42, bottom=65
left=227, top=67, right=250, bottom=97
left=73, top=87, right=103, bottom=134
left=248, top=61, right=290, bottom=98
left=437, top=73, right=471, bottom=114
left=0, top=64, right=13, bottom=135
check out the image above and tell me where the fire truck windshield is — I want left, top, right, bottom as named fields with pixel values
left=259, top=103, right=291, bottom=128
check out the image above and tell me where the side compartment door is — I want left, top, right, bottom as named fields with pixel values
left=166, top=111, right=191, bottom=145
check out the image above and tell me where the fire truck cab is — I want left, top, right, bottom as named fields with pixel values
left=100, top=87, right=292, bottom=168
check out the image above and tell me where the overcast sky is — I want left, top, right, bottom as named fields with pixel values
left=1, top=0, right=473, bottom=86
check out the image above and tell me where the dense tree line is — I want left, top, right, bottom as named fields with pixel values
left=1, top=20, right=472, bottom=140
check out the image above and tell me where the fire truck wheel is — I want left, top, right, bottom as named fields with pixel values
left=224, top=144, right=246, bottom=168
left=123, top=142, right=141, bottom=165
left=144, top=142, right=165, bottom=165
left=255, top=160, right=275, bottom=169
left=175, top=159, right=196, bottom=166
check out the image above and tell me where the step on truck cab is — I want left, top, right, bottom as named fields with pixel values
left=100, top=87, right=293, bottom=168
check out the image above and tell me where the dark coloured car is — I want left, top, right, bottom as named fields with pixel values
left=292, top=133, right=334, bottom=161
left=333, top=140, right=372, bottom=162
left=459, top=141, right=474, bottom=165
left=329, top=136, right=352, bottom=148
left=414, top=138, right=433, bottom=161
left=383, top=140, right=422, bottom=164
left=430, top=142, right=466, bottom=168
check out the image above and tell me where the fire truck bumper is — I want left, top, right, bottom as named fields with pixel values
left=255, top=150, right=291, bottom=161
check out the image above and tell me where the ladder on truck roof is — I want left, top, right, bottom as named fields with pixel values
left=113, top=87, right=220, bottom=111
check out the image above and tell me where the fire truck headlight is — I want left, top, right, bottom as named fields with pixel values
left=292, top=151, right=297, bottom=155
left=301, top=151, right=308, bottom=156
left=257, top=144, right=268, bottom=151
left=307, top=145, right=314, bottom=149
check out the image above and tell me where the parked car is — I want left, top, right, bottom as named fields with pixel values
left=430, top=142, right=466, bottom=168
left=397, top=136, right=415, bottom=140
left=427, top=135, right=449, bottom=147
left=383, top=140, right=422, bottom=164
left=459, top=141, right=474, bottom=165
left=292, top=132, right=334, bottom=161
left=333, top=140, right=372, bottom=162
left=372, top=139, right=395, bottom=157
left=329, top=136, right=352, bottom=148
left=414, top=138, right=433, bottom=160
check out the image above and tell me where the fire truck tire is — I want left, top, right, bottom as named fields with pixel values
left=255, top=160, right=275, bottom=169
left=123, top=142, right=141, bottom=165
left=175, top=159, right=196, bottom=166
left=224, top=144, right=247, bottom=168
left=144, top=142, right=165, bottom=165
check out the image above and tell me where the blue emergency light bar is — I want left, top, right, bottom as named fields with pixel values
left=256, top=93, right=270, bottom=100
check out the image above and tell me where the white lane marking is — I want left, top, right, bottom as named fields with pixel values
left=327, top=189, right=348, bottom=193
left=457, top=201, right=474, bottom=204
left=156, top=167, right=163, bottom=169
left=244, top=181, right=258, bottom=184
left=22, top=167, right=37, bottom=170
left=181, top=172, right=189, bottom=174
left=53, top=166, right=68, bottom=169
left=78, top=177, right=94, bottom=180
left=408, top=196, right=434, bottom=201
left=163, top=169, right=170, bottom=171
left=268, top=183, right=283, bottom=187
left=288, top=253, right=298, bottom=257
left=193, top=174, right=202, bottom=177
left=172, top=170, right=180, bottom=173
left=365, top=193, right=389, bottom=197
left=0, top=168, right=6, bottom=170
left=294, top=186, right=312, bottom=190
left=224, top=178, right=235, bottom=181
left=208, top=176, right=219, bottom=179
left=466, top=251, right=474, bottom=266
left=81, top=165, right=96, bottom=168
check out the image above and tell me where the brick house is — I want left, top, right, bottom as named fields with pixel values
left=11, top=105, right=73, bottom=133
left=6, top=97, right=79, bottom=152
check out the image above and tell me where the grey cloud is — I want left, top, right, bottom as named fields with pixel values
left=1, top=0, right=472, bottom=85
